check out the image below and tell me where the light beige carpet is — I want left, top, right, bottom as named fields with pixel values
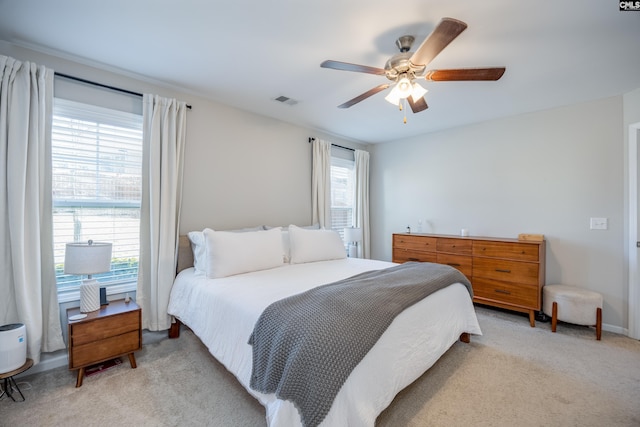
left=2, top=306, right=640, bottom=426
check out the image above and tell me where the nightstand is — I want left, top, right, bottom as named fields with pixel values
left=67, top=299, right=142, bottom=387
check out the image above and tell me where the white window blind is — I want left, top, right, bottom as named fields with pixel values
left=52, top=99, right=143, bottom=299
left=330, top=156, right=355, bottom=241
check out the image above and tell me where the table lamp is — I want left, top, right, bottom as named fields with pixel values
left=64, top=240, right=112, bottom=313
left=343, top=227, right=363, bottom=258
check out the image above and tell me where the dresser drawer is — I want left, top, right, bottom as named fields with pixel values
left=472, top=277, right=539, bottom=308
left=437, top=253, right=472, bottom=278
left=472, top=258, right=539, bottom=285
left=71, top=311, right=140, bottom=346
left=70, top=330, right=141, bottom=368
left=437, top=238, right=472, bottom=255
left=472, top=240, right=539, bottom=262
left=393, top=249, right=437, bottom=263
left=393, top=235, right=437, bottom=252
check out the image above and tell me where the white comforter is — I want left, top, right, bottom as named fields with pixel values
left=167, top=258, right=482, bottom=427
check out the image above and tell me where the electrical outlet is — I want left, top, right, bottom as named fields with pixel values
left=590, top=217, right=608, bottom=230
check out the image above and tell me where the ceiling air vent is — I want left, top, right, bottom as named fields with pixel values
left=273, top=95, right=298, bottom=106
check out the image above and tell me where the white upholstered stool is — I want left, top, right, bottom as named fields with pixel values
left=543, top=284, right=602, bottom=340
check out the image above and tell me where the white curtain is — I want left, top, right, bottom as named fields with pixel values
left=311, top=138, right=331, bottom=228
left=354, top=149, right=370, bottom=259
left=137, top=94, right=187, bottom=331
left=0, top=55, right=65, bottom=363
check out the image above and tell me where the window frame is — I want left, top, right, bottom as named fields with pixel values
left=52, top=98, right=143, bottom=303
left=330, top=153, right=356, bottom=242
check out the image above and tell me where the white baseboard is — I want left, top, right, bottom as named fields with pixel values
left=603, top=322, right=627, bottom=336
left=22, top=350, right=68, bottom=377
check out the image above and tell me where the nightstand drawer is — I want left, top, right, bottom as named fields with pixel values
left=70, top=330, right=140, bottom=368
left=71, top=311, right=139, bottom=346
left=472, top=258, right=539, bottom=285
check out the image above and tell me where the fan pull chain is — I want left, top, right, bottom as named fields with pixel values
left=403, top=99, right=407, bottom=124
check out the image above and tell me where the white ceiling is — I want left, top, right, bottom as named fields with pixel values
left=1, top=0, right=639, bottom=144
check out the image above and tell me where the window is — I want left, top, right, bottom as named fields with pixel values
left=52, top=99, right=143, bottom=301
left=330, top=155, right=355, bottom=241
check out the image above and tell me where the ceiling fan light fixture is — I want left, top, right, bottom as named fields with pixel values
left=384, top=85, right=402, bottom=106
left=385, top=74, right=418, bottom=107
left=410, top=82, right=427, bottom=101
left=396, top=75, right=412, bottom=98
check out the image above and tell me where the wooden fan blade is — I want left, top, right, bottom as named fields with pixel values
left=407, top=96, right=428, bottom=113
left=409, top=18, right=468, bottom=68
left=321, top=60, right=386, bottom=76
left=424, top=67, right=506, bottom=81
left=338, top=84, right=390, bottom=108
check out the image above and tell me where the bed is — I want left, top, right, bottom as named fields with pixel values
left=167, top=226, right=482, bottom=427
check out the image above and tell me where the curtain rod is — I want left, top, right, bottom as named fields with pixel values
left=308, top=137, right=354, bottom=152
left=55, top=72, right=192, bottom=110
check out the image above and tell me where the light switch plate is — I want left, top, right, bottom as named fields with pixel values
left=590, top=217, right=608, bottom=230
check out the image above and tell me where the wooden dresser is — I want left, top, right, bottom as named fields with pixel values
left=392, top=233, right=545, bottom=326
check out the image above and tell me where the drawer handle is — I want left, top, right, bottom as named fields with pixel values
left=495, top=268, right=511, bottom=273
left=495, top=289, right=511, bottom=295
left=447, top=263, right=461, bottom=267
left=408, top=258, right=420, bottom=261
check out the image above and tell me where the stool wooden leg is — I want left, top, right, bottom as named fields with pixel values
left=596, top=307, right=602, bottom=340
left=551, top=301, right=558, bottom=332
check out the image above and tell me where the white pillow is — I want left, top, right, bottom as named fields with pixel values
left=187, top=230, right=208, bottom=273
left=266, top=225, right=319, bottom=264
left=281, top=229, right=291, bottom=263
left=203, top=227, right=284, bottom=278
left=288, top=225, right=347, bottom=264
left=188, top=226, right=267, bottom=273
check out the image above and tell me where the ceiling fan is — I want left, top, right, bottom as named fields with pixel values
left=320, top=17, right=505, bottom=117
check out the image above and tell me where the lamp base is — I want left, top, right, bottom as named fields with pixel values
left=80, top=279, right=101, bottom=313
left=348, top=244, right=358, bottom=258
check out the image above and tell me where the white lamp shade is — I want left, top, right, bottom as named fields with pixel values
left=385, top=85, right=402, bottom=106
left=64, top=241, right=112, bottom=276
left=410, top=82, right=427, bottom=101
left=343, top=227, right=363, bottom=243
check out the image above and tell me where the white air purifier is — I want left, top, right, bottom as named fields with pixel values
left=0, top=323, right=27, bottom=374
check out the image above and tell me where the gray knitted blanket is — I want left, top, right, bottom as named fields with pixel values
left=248, top=262, right=472, bottom=427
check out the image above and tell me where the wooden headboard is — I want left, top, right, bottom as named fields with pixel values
left=176, top=235, right=194, bottom=274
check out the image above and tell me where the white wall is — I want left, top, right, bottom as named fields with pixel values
left=370, top=96, right=627, bottom=329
